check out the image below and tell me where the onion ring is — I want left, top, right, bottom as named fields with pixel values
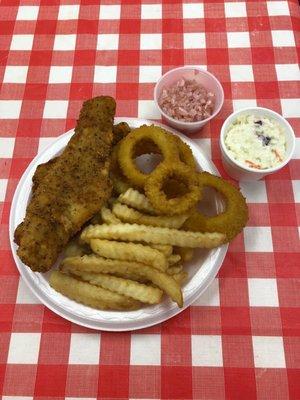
left=135, top=133, right=196, bottom=169
left=134, top=139, right=160, bottom=157
left=163, top=178, right=188, bottom=198
left=145, top=163, right=201, bottom=215
left=182, top=172, right=248, bottom=242
left=110, top=144, right=132, bottom=194
left=172, top=135, right=196, bottom=169
left=118, top=125, right=179, bottom=188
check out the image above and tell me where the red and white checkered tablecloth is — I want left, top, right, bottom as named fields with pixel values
left=0, top=0, right=299, bottom=399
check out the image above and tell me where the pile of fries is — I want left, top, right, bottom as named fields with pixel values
left=50, top=188, right=225, bottom=311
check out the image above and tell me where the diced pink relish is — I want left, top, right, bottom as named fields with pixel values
left=159, top=78, right=215, bottom=122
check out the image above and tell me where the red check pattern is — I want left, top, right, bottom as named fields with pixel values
left=0, top=1, right=299, bottom=399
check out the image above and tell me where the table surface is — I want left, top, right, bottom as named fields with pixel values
left=0, top=1, right=299, bottom=399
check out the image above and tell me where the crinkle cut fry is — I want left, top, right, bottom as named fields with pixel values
left=118, top=188, right=158, bottom=215
left=150, top=244, right=172, bottom=257
left=172, top=271, right=188, bottom=285
left=100, top=206, right=121, bottom=224
left=174, top=247, right=194, bottom=262
left=167, top=264, right=183, bottom=275
left=61, top=255, right=148, bottom=283
left=49, top=270, right=141, bottom=310
left=61, top=255, right=183, bottom=307
left=81, top=223, right=225, bottom=249
left=112, top=202, right=189, bottom=228
left=168, top=254, right=181, bottom=265
left=89, top=238, right=168, bottom=271
left=75, top=272, right=163, bottom=304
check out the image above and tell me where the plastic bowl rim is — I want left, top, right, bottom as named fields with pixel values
left=219, top=106, right=296, bottom=174
left=154, top=66, right=224, bottom=127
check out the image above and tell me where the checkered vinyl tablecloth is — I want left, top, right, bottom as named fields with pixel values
left=0, top=0, right=299, bottom=399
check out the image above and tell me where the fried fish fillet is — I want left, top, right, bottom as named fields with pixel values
left=15, top=96, right=116, bottom=272
left=31, top=122, right=130, bottom=193
left=31, top=157, right=58, bottom=192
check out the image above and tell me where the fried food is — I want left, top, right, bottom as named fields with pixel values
left=100, top=206, right=121, bottom=225
left=15, top=96, right=116, bottom=272
left=31, top=122, right=129, bottom=193
left=118, top=188, right=157, bottom=215
left=118, top=125, right=179, bottom=188
left=150, top=244, right=173, bottom=257
left=168, top=254, right=181, bottom=266
left=124, top=129, right=195, bottom=169
left=49, top=270, right=141, bottom=310
left=26, top=113, right=248, bottom=312
left=63, top=239, right=91, bottom=258
left=31, top=157, right=58, bottom=192
left=61, top=254, right=146, bottom=283
left=162, top=178, right=189, bottom=199
left=172, top=135, right=196, bottom=169
left=145, top=163, right=201, bottom=215
left=172, top=271, right=188, bottom=285
left=110, top=144, right=132, bottom=195
left=32, top=122, right=129, bottom=193
left=166, top=264, right=183, bottom=275
left=112, top=203, right=189, bottom=228
left=76, top=272, right=163, bottom=304
left=109, top=122, right=131, bottom=195
left=134, top=138, right=161, bottom=156
left=182, top=172, right=248, bottom=242
left=63, top=255, right=183, bottom=307
left=89, top=238, right=168, bottom=271
left=81, top=223, right=226, bottom=249
left=112, top=122, right=131, bottom=146
left=174, top=247, right=194, bottom=262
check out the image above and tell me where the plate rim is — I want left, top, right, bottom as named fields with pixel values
left=9, top=118, right=228, bottom=331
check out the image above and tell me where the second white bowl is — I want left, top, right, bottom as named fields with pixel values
left=219, top=107, right=296, bottom=181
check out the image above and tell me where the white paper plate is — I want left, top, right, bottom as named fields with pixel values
left=9, top=118, right=228, bottom=331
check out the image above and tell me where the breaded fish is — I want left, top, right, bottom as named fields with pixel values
left=31, top=157, right=58, bottom=192
left=15, top=96, right=116, bottom=272
left=31, top=122, right=130, bottom=193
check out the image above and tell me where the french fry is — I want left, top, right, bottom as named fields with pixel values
left=61, top=255, right=183, bottom=307
left=49, top=270, right=141, bottom=311
left=166, top=264, right=183, bottom=275
left=61, top=255, right=147, bottom=282
left=90, top=239, right=168, bottom=271
left=174, top=247, right=194, bottom=262
left=149, top=244, right=172, bottom=257
left=113, top=203, right=189, bottom=229
left=77, top=272, right=163, bottom=304
left=81, top=223, right=225, bottom=249
left=168, top=254, right=181, bottom=266
left=100, top=206, right=121, bottom=224
left=64, top=240, right=90, bottom=258
left=172, top=271, right=188, bottom=286
left=118, top=188, right=157, bottom=215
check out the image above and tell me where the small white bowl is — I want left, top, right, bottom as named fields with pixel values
left=220, top=107, right=296, bottom=181
left=154, top=66, right=224, bottom=134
